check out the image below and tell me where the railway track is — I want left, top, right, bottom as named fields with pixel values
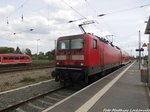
left=0, top=64, right=55, bottom=74
left=0, top=64, right=127, bottom=112
left=2, top=87, right=77, bottom=112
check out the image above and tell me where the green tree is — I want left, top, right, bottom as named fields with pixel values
left=45, top=49, right=55, bottom=62
left=0, top=47, right=15, bottom=53
left=45, top=51, right=51, bottom=56
left=15, top=46, right=22, bottom=54
left=45, top=49, right=55, bottom=56
left=25, top=48, right=32, bottom=56
left=38, top=51, right=46, bottom=59
left=39, top=51, right=44, bottom=56
left=50, top=49, right=55, bottom=56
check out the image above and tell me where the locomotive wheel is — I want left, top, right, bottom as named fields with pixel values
left=60, top=80, right=66, bottom=86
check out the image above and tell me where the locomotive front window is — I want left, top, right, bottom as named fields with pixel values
left=71, top=38, right=84, bottom=49
left=57, top=38, right=84, bottom=50
left=58, top=40, right=70, bottom=50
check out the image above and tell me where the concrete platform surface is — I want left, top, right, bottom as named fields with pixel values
left=43, top=62, right=150, bottom=112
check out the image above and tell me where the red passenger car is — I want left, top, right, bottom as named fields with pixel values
left=121, top=51, right=130, bottom=65
left=52, top=33, right=129, bottom=85
left=0, top=53, right=32, bottom=65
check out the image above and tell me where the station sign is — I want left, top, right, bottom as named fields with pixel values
left=142, top=43, right=147, bottom=47
left=136, top=48, right=144, bottom=51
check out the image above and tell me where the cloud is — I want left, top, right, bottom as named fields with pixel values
left=44, top=0, right=83, bottom=9
left=0, top=5, right=15, bottom=16
left=0, top=0, right=149, bottom=56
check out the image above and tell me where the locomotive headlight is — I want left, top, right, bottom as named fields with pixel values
left=56, top=62, right=60, bottom=65
left=80, top=62, right=84, bottom=66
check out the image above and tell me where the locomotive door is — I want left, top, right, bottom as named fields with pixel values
left=0, top=56, right=1, bottom=64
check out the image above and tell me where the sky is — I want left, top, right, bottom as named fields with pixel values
left=0, top=0, right=150, bottom=56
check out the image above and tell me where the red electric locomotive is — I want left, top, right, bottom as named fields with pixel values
left=0, top=53, right=32, bottom=65
left=52, top=33, right=129, bottom=85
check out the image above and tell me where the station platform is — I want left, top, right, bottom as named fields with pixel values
left=43, top=61, right=150, bottom=112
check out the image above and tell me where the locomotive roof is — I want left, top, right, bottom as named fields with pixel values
left=58, top=33, right=120, bottom=50
left=58, top=34, right=84, bottom=40
left=95, top=35, right=120, bottom=50
left=0, top=53, right=30, bottom=57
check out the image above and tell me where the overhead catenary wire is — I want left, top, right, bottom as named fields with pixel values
left=98, top=3, right=150, bottom=17
left=4, top=0, right=29, bottom=24
left=67, top=1, right=150, bottom=38
left=84, top=0, right=98, bottom=15
left=8, top=28, right=34, bottom=37
left=84, top=0, right=110, bottom=35
left=64, top=0, right=110, bottom=37
left=67, top=2, right=150, bottom=21
left=62, top=0, right=89, bottom=24
left=62, top=0, right=101, bottom=34
left=62, top=0, right=87, bottom=20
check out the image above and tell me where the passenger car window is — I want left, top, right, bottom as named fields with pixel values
left=9, top=56, right=14, bottom=60
left=25, top=56, right=30, bottom=59
left=15, top=57, right=19, bottom=60
left=4, top=56, right=9, bottom=60
left=20, top=56, right=24, bottom=59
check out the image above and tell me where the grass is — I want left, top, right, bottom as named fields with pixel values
left=4, top=82, right=10, bottom=86
left=32, top=59, right=54, bottom=63
left=20, top=77, right=36, bottom=83
left=19, top=76, right=50, bottom=84
left=38, top=76, right=50, bottom=80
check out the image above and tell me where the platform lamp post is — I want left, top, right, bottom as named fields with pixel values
left=145, top=17, right=150, bottom=86
left=36, top=39, right=40, bottom=63
left=139, top=30, right=141, bottom=70
left=136, top=31, right=142, bottom=70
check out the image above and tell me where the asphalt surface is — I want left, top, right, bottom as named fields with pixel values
left=89, top=62, right=150, bottom=112
left=43, top=62, right=150, bottom=112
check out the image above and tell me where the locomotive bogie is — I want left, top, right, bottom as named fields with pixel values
left=54, top=68, right=86, bottom=83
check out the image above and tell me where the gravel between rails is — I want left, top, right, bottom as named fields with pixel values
left=0, top=67, right=55, bottom=92
left=0, top=80, right=61, bottom=111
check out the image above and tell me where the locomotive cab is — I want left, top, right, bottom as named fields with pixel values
left=53, top=34, right=87, bottom=84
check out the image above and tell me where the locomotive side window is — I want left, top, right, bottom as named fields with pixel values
left=71, top=38, right=84, bottom=49
left=93, top=39, right=97, bottom=49
left=58, top=40, right=69, bottom=50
